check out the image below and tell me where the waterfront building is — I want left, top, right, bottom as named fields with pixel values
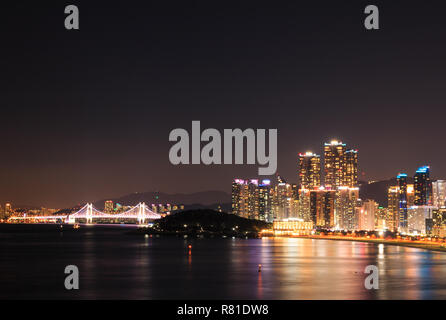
left=104, top=200, right=114, bottom=213
left=414, top=166, right=432, bottom=205
left=358, top=199, right=378, bottom=231
left=4, top=203, right=12, bottom=218
left=432, top=180, right=446, bottom=207
left=273, top=218, right=314, bottom=236
left=397, top=173, right=408, bottom=231
left=344, top=149, right=359, bottom=188
left=310, top=188, right=336, bottom=228
left=258, top=179, right=272, bottom=222
left=407, top=205, right=435, bottom=235
left=247, top=179, right=259, bottom=220
left=334, top=186, right=359, bottom=231
left=375, top=206, right=388, bottom=230
left=324, top=140, right=346, bottom=189
left=231, top=179, right=247, bottom=217
left=297, top=188, right=311, bottom=222
left=272, top=182, right=293, bottom=220
left=388, top=185, right=399, bottom=232
left=298, top=152, right=321, bottom=190
left=432, top=207, right=446, bottom=237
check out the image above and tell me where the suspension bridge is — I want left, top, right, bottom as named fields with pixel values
left=8, top=202, right=161, bottom=224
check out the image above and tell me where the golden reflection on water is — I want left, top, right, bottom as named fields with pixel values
left=248, top=238, right=446, bottom=299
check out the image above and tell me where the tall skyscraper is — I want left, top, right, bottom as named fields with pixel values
left=232, top=179, right=245, bottom=217
left=310, top=188, right=336, bottom=228
left=432, top=207, right=446, bottom=237
left=432, top=180, right=446, bottom=207
left=272, top=182, right=293, bottom=220
left=388, top=185, right=399, bottom=232
left=414, top=166, right=432, bottom=206
left=247, top=179, right=259, bottom=220
left=258, top=180, right=272, bottom=222
left=335, top=187, right=359, bottom=231
left=324, top=140, right=346, bottom=189
left=397, top=173, right=408, bottom=231
left=358, top=200, right=378, bottom=231
left=407, top=205, right=435, bottom=235
left=298, top=152, right=321, bottom=190
left=4, top=203, right=12, bottom=218
left=232, top=178, right=269, bottom=220
left=344, top=149, right=358, bottom=187
left=104, top=200, right=114, bottom=213
left=297, top=188, right=311, bottom=222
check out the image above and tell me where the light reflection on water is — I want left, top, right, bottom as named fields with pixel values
left=1, top=226, right=446, bottom=299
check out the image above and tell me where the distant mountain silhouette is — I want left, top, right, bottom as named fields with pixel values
left=359, top=178, right=414, bottom=207
left=93, top=191, right=231, bottom=210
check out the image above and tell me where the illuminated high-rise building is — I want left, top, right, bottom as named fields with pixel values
left=397, top=173, right=408, bottom=231
left=298, top=152, right=321, bottom=190
left=4, top=203, right=12, bottom=218
left=272, top=183, right=293, bottom=220
left=344, top=149, right=358, bottom=187
left=297, top=188, right=311, bottom=222
left=407, top=184, right=415, bottom=207
left=388, top=186, right=399, bottom=232
left=310, top=188, right=336, bottom=228
left=414, top=166, right=432, bottom=206
left=104, top=200, right=114, bottom=213
left=247, top=179, right=259, bottom=220
left=407, top=205, right=435, bottom=235
left=375, top=206, right=388, bottom=230
left=432, top=180, right=446, bottom=207
left=432, top=207, right=446, bottom=237
left=324, top=140, right=346, bottom=189
left=358, top=199, right=378, bottom=231
left=232, top=179, right=248, bottom=218
left=258, top=180, right=272, bottom=222
left=335, top=187, right=359, bottom=230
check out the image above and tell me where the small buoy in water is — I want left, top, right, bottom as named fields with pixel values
left=258, top=264, right=262, bottom=272
left=188, top=244, right=192, bottom=249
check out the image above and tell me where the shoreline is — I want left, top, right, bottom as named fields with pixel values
left=286, top=235, right=446, bottom=253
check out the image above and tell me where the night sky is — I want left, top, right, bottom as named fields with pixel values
left=1, top=1, right=446, bottom=208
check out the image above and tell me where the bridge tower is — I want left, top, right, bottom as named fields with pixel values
left=86, top=203, right=93, bottom=224
left=137, top=202, right=145, bottom=224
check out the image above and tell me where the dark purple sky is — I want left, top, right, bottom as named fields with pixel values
left=1, top=1, right=446, bottom=208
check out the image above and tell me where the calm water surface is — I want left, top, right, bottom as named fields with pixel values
left=1, top=224, right=446, bottom=299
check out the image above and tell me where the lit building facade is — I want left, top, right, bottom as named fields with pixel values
left=407, top=205, right=435, bottom=235
left=258, top=180, right=272, bottom=222
left=298, top=152, right=321, bottom=190
left=334, top=187, right=359, bottom=231
left=324, top=141, right=346, bottom=189
left=432, top=207, right=446, bottom=237
left=310, top=188, right=336, bottom=228
left=432, top=180, right=446, bottom=207
left=297, top=188, right=311, bottom=222
left=344, top=149, right=359, bottom=188
left=388, top=185, right=399, bottom=232
left=104, top=200, right=114, bottom=213
left=358, top=199, right=378, bottom=231
left=414, top=166, right=432, bottom=206
left=397, top=173, right=408, bottom=231
left=247, top=179, right=259, bottom=220
left=272, top=182, right=293, bottom=220
left=273, top=218, right=314, bottom=236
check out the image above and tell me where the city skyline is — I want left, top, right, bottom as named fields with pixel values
left=2, top=2, right=446, bottom=208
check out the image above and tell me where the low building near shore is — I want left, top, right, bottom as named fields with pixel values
left=273, top=218, right=313, bottom=236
